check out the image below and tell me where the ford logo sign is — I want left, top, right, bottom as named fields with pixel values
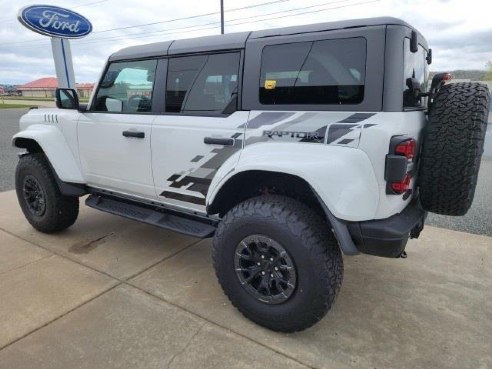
left=18, top=5, right=92, bottom=39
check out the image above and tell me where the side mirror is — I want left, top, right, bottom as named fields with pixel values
left=426, top=48, right=432, bottom=65
left=56, top=88, right=79, bottom=110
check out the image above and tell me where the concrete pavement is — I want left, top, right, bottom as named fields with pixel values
left=0, top=189, right=491, bottom=369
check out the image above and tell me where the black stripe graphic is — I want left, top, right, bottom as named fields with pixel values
left=240, top=112, right=295, bottom=129
left=191, top=155, right=204, bottom=162
left=299, top=125, right=327, bottom=143
left=325, top=113, right=376, bottom=144
left=326, top=124, right=358, bottom=144
left=338, top=138, right=355, bottom=145
left=167, top=176, right=212, bottom=196
left=167, top=174, right=181, bottom=181
left=337, top=113, right=376, bottom=123
left=160, top=191, right=206, bottom=206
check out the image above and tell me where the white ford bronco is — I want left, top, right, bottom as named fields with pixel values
left=13, top=17, right=490, bottom=332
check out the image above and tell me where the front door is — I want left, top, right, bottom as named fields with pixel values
left=78, top=59, right=158, bottom=198
left=152, top=52, right=248, bottom=212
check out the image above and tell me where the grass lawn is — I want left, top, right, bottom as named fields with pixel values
left=0, top=103, right=36, bottom=109
left=1, top=96, right=89, bottom=103
left=1, top=96, right=54, bottom=101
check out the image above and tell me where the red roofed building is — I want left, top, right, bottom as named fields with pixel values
left=18, top=77, right=94, bottom=98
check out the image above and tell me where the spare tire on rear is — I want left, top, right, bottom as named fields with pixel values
left=419, top=82, right=490, bottom=215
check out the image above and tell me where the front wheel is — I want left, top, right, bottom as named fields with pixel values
left=212, top=195, right=343, bottom=332
left=15, top=153, right=79, bottom=233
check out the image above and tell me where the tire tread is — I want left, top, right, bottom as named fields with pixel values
left=420, top=82, right=490, bottom=215
left=15, top=153, right=79, bottom=233
left=212, top=195, right=343, bottom=332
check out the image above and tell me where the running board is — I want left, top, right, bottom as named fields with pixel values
left=85, top=194, right=216, bottom=238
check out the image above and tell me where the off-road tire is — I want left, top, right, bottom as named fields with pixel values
left=212, top=195, right=343, bottom=332
left=419, top=82, right=490, bottom=215
left=15, top=153, right=79, bottom=233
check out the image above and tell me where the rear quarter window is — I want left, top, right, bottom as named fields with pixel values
left=259, top=38, right=366, bottom=105
left=403, top=38, right=429, bottom=108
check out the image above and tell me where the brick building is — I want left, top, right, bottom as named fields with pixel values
left=18, top=77, right=94, bottom=98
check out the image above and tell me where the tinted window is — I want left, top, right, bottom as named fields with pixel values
left=93, top=59, right=157, bottom=113
left=166, top=53, right=240, bottom=114
left=403, top=38, right=429, bottom=108
left=260, top=38, right=366, bottom=105
left=166, top=55, right=206, bottom=113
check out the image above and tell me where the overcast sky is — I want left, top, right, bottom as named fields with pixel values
left=0, top=0, right=490, bottom=84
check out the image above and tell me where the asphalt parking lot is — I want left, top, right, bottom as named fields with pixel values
left=0, top=107, right=491, bottom=369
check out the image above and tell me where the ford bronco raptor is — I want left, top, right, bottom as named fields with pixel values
left=13, top=17, right=490, bottom=332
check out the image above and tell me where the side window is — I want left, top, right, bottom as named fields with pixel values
left=166, top=52, right=240, bottom=114
left=93, top=59, right=157, bottom=113
left=259, top=38, right=366, bottom=105
left=403, top=38, right=429, bottom=108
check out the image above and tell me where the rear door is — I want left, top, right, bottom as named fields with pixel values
left=78, top=59, right=158, bottom=198
left=152, top=51, right=248, bottom=212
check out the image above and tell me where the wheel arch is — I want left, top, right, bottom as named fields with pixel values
left=13, top=137, right=44, bottom=153
left=208, top=170, right=323, bottom=216
left=207, top=169, right=360, bottom=255
left=12, top=125, right=85, bottom=184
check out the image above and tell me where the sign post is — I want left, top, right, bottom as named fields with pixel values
left=17, top=5, right=92, bottom=89
left=51, top=38, right=76, bottom=89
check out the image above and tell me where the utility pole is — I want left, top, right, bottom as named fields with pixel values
left=220, top=0, right=225, bottom=34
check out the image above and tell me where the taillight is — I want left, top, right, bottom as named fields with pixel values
left=385, top=136, right=417, bottom=195
left=395, top=139, right=416, bottom=160
left=390, top=174, right=411, bottom=194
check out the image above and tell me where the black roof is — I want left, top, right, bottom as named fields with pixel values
left=110, top=16, right=415, bottom=61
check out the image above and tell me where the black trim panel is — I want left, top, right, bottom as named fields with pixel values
left=86, top=194, right=215, bottom=238
left=347, top=203, right=426, bottom=258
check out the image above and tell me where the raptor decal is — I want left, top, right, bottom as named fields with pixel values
left=160, top=112, right=378, bottom=204
left=245, top=111, right=377, bottom=147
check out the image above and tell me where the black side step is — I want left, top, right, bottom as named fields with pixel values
left=86, top=195, right=216, bottom=238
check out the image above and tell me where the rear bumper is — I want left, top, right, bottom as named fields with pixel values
left=347, top=203, right=427, bottom=258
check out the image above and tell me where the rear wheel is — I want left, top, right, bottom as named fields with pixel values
left=15, top=153, right=79, bottom=233
left=212, top=195, right=343, bottom=332
left=419, top=82, right=490, bottom=215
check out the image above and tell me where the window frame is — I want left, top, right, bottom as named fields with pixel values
left=402, top=37, right=429, bottom=111
left=242, top=26, right=386, bottom=112
left=89, top=57, right=161, bottom=115
left=258, top=37, right=367, bottom=106
left=161, top=50, right=244, bottom=118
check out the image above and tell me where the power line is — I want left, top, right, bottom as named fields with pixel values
left=1, top=0, right=378, bottom=50
left=92, top=0, right=289, bottom=34
left=0, top=0, right=288, bottom=46
left=74, top=0, right=362, bottom=46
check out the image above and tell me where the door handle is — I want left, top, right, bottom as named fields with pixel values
left=204, top=137, right=234, bottom=146
left=122, top=130, right=145, bottom=138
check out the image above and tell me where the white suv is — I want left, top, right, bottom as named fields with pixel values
left=13, top=17, right=490, bottom=332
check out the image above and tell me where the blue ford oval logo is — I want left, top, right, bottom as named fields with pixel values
left=18, top=5, right=92, bottom=38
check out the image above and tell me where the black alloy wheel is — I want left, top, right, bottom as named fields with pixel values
left=234, top=234, right=297, bottom=304
left=22, top=175, right=47, bottom=216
